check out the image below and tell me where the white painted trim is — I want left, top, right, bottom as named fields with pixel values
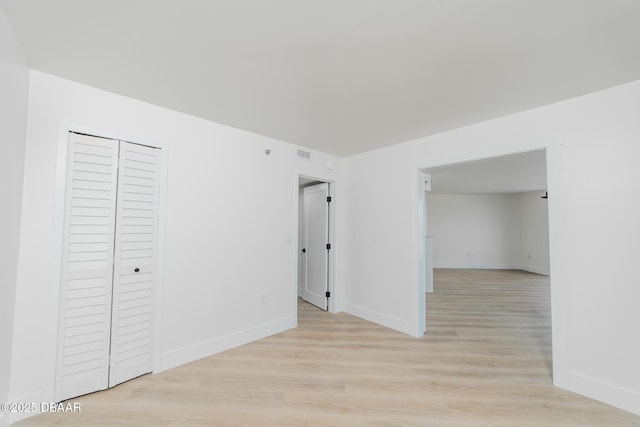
left=433, top=263, right=523, bottom=270
left=159, top=316, right=296, bottom=372
left=411, top=169, right=426, bottom=336
left=300, top=183, right=331, bottom=310
left=566, top=371, right=640, bottom=416
left=327, top=182, right=336, bottom=313
left=518, top=265, right=550, bottom=276
left=294, top=173, right=339, bottom=314
left=292, top=173, right=301, bottom=318
left=343, top=302, right=418, bottom=338
left=414, top=146, right=566, bottom=388
left=7, top=390, right=42, bottom=425
left=42, top=125, right=72, bottom=404
left=431, top=264, right=550, bottom=275
left=545, top=143, right=568, bottom=389
left=153, top=137, right=169, bottom=376
left=45, top=123, right=169, bottom=404
left=332, top=300, right=344, bottom=313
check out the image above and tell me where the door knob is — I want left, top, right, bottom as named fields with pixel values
left=134, top=268, right=140, bottom=273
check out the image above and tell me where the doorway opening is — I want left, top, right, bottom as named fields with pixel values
left=297, top=176, right=334, bottom=314
left=421, top=149, right=552, bottom=375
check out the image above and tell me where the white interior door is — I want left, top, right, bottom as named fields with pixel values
left=302, top=183, right=330, bottom=310
left=109, top=142, right=160, bottom=387
left=55, top=133, right=119, bottom=402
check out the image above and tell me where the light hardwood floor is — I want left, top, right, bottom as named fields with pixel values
left=14, top=269, right=640, bottom=426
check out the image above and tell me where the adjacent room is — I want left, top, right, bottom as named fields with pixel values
left=2, top=1, right=640, bottom=425
left=424, top=150, right=549, bottom=274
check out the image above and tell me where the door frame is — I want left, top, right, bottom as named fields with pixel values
left=300, top=182, right=331, bottom=310
left=43, top=123, right=169, bottom=404
left=411, top=145, right=565, bottom=384
left=295, top=174, right=337, bottom=315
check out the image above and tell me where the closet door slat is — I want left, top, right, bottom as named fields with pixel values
left=55, top=133, right=119, bottom=402
left=109, top=141, right=160, bottom=387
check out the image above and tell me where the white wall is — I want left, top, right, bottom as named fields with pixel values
left=426, top=191, right=550, bottom=274
left=343, top=143, right=418, bottom=335
left=518, top=190, right=550, bottom=275
left=343, top=80, right=640, bottom=415
left=9, top=71, right=342, bottom=420
left=426, top=193, right=520, bottom=269
left=0, top=9, right=29, bottom=427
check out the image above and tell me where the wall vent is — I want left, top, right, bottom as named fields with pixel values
left=297, top=149, right=311, bottom=160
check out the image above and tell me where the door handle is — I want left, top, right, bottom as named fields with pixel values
left=301, top=248, right=306, bottom=254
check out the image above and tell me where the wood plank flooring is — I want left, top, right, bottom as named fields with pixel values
left=14, top=269, right=640, bottom=426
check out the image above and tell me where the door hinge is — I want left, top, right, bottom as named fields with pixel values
left=326, top=291, right=331, bottom=298
left=327, top=196, right=332, bottom=203
left=326, top=243, right=331, bottom=250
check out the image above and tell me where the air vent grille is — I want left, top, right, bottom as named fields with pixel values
left=297, top=149, right=311, bottom=160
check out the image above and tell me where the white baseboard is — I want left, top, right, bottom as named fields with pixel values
left=434, top=263, right=521, bottom=270
left=159, top=315, right=296, bottom=373
left=342, top=302, right=418, bottom=337
left=433, top=263, right=550, bottom=276
left=566, top=371, right=640, bottom=416
left=8, top=319, right=297, bottom=424
left=331, top=300, right=344, bottom=314
left=7, top=390, right=43, bottom=425
left=517, top=264, right=550, bottom=276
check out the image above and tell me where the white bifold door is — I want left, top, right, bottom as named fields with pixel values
left=55, top=132, right=160, bottom=402
left=302, top=183, right=331, bottom=310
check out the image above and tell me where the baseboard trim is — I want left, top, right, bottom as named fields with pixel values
left=433, top=264, right=550, bottom=276
left=159, top=315, right=296, bottom=373
left=566, top=371, right=640, bottom=416
left=517, top=264, right=550, bottom=276
left=343, top=302, right=418, bottom=337
left=434, top=263, right=521, bottom=270
left=7, top=390, right=43, bottom=425
left=331, top=300, right=344, bottom=314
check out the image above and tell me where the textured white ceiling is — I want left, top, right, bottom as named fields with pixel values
left=2, top=0, right=640, bottom=156
left=425, top=150, right=547, bottom=194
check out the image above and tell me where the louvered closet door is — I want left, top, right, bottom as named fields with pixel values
left=109, top=141, right=160, bottom=387
left=55, top=133, right=119, bottom=402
